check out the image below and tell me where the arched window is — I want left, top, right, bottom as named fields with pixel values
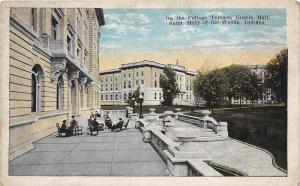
left=31, top=65, right=43, bottom=112
left=56, top=76, right=64, bottom=110
left=154, top=80, right=157, bottom=88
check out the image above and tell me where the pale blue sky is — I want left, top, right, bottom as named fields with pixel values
left=100, top=9, right=286, bottom=52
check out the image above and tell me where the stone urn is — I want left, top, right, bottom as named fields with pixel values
left=175, top=108, right=182, bottom=119
left=201, top=110, right=211, bottom=117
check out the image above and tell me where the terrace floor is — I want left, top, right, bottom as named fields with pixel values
left=9, top=116, right=169, bottom=176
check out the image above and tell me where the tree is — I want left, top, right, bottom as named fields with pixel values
left=160, top=67, right=180, bottom=106
left=193, top=69, right=226, bottom=112
left=243, top=72, right=263, bottom=110
left=126, top=86, right=140, bottom=108
left=193, top=72, right=204, bottom=107
left=265, top=48, right=288, bottom=105
left=221, top=65, right=255, bottom=108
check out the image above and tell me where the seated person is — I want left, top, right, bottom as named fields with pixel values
left=105, top=117, right=112, bottom=129
left=91, top=117, right=104, bottom=130
left=111, top=118, right=124, bottom=131
left=60, top=120, right=71, bottom=137
left=70, top=115, right=78, bottom=128
left=68, top=119, right=76, bottom=136
left=95, top=109, right=101, bottom=117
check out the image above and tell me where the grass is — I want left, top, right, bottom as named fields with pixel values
left=187, top=106, right=287, bottom=170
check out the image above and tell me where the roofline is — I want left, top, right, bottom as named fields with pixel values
left=99, top=60, right=197, bottom=75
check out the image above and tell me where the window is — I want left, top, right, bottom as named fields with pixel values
left=128, top=81, right=131, bottom=88
left=105, top=95, right=108, bottom=100
left=67, top=36, right=72, bottom=52
left=115, top=84, right=118, bottom=90
left=136, top=71, right=138, bottom=77
left=56, top=76, right=63, bottom=110
left=190, top=94, right=192, bottom=100
left=115, top=94, right=118, bottom=100
left=106, top=78, right=108, bottom=82
left=30, top=8, right=37, bottom=31
left=155, top=72, right=157, bottom=77
left=105, top=84, right=108, bottom=91
left=141, top=79, right=144, bottom=84
left=124, top=93, right=127, bottom=100
left=159, top=93, right=162, bottom=99
left=111, top=95, right=113, bottom=100
left=101, top=84, right=103, bottom=91
left=141, top=71, right=144, bottom=76
left=123, top=81, right=126, bottom=89
left=51, top=16, right=58, bottom=40
left=77, top=48, right=80, bottom=57
left=110, top=84, right=113, bottom=91
left=101, top=95, right=103, bottom=100
left=31, top=65, right=43, bottom=112
left=124, top=74, right=126, bottom=78
left=136, top=79, right=139, bottom=85
left=129, top=73, right=131, bottom=78
left=154, top=80, right=157, bottom=88
left=154, top=93, right=157, bottom=100
left=186, top=95, right=188, bottom=100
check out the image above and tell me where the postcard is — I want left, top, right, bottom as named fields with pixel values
left=0, top=0, right=299, bottom=186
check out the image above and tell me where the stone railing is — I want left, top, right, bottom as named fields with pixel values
left=135, top=120, right=223, bottom=176
left=177, top=114, right=228, bottom=137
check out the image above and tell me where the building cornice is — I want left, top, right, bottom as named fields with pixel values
left=10, top=16, right=39, bottom=41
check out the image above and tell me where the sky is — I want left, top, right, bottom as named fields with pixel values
left=99, top=9, right=286, bottom=72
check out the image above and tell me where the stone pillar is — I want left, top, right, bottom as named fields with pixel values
left=143, top=129, right=151, bottom=142
left=216, top=122, right=228, bottom=137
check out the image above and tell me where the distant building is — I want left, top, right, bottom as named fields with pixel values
left=9, top=8, right=104, bottom=160
left=231, top=65, right=273, bottom=104
left=99, top=60, right=196, bottom=106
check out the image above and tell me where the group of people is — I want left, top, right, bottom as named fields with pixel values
left=58, top=111, right=127, bottom=137
left=89, top=111, right=125, bottom=132
left=59, top=115, right=79, bottom=137
left=104, top=113, right=125, bottom=131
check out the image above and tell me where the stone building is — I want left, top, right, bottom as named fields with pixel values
left=9, top=8, right=105, bottom=160
left=99, top=60, right=196, bottom=106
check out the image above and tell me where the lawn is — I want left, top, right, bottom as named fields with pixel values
left=188, top=106, right=287, bottom=170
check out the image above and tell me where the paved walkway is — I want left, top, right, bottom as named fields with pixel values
left=9, top=116, right=169, bottom=176
left=166, top=118, right=286, bottom=176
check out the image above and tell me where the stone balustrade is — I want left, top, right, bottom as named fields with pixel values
left=135, top=120, right=223, bottom=176
left=177, top=114, right=228, bottom=137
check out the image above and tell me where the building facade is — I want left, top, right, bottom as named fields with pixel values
left=99, top=60, right=196, bottom=106
left=231, top=65, right=273, bottom=104
left=9, top=8, right=104, bottom=160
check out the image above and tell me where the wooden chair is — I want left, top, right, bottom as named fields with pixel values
left=123, top=119, right=130, bottom=130
left=56, top=123, right=66, bottom=137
